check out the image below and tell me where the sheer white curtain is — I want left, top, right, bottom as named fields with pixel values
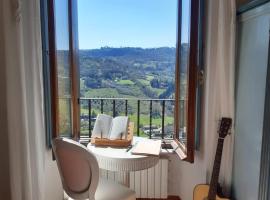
left=203, top=0, right=236, bottom=195
left=1, top=0, right=45, bottom=199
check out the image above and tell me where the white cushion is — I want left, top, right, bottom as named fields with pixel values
left=64, top=178, right=136, bottom=200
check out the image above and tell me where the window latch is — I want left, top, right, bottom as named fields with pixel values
left=198, top=70, right=204, bottom=85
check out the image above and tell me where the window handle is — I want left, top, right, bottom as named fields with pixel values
left=198, top=70, right=204, bottom=85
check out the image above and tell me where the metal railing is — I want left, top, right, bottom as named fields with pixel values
left=79, top=97, right=186, bottom=140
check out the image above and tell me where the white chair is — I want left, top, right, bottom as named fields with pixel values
left=52, top=138, right=136, bottom=200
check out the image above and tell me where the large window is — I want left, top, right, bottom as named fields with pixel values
left=78, top=0, right=177, bottom=141
left=44, top=0, right=202, bottom=162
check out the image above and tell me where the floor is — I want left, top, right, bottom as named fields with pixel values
left=137, top=196, right=181, bottom=200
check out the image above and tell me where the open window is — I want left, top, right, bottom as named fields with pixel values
left=46, top=0, right=80, bottom=140
left=172, top=0, right=201, bottom=163
left=43, top=0, right=202, bottom=163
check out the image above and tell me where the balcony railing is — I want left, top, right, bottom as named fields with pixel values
left=79, top=98, right=186, bottom=140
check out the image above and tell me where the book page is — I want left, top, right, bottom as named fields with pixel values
left=109, top=116, right=129, bottom=140
left=131, top=140, right=161, bottom=156
left=92, top=114, right=113, bottom=138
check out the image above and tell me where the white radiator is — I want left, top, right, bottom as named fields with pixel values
left=100, top=159, right=168, bottom=199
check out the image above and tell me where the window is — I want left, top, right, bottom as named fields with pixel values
left=46, top=0, right=80, bottom=141
left=173, top=0, right=201, bottom=162
left=43, top=0, right=202, bottom=162
left=78, top=0, right=177, bottom=140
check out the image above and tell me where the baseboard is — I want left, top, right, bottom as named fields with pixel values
left=137, top=195, right=181, bottom=200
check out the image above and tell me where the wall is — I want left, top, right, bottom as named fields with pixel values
left=0, top=58, right=11, bottom=200
left=44, top=150, right=63, bottom=200
left=168, top=153, right=206, bottom=200
left=0, top=1, right=11, bottom=198
left=0, top=45, right=11, bottom=198
left=232, top=3, right=270, bottom=200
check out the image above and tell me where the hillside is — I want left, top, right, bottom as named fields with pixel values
left=79, top=46, right=188, bottom=99
left=57, top=46, right=188, bottom=136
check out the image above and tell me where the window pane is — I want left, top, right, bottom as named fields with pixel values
left=77, top=0, right=177, bottom=138
left=58, top=98, right=72, bottom=136
left=54, top=0, right=72, bottom=136
left=178, top=0, right=191, bottom=146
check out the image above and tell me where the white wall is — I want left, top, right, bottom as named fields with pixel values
left=168, top=148, right=207, bottom=200
left=44, top=150, right=63, bottom=200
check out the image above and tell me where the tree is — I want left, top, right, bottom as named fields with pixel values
left=91, top=110, right=97, bottom=118
left=84, top=77, right=101, bottom=89
left=150, top=78, right=160, bottom=88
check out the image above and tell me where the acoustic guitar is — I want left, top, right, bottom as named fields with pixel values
left=193, top=117, right=232, bottom=200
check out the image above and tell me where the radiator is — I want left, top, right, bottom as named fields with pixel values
left=100, top=159, right=168, bottom=199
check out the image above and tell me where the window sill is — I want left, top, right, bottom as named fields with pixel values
left=79, top=137, right=183, bottom=159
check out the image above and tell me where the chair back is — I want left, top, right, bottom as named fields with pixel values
left=52, top=138, right=99, bottom=200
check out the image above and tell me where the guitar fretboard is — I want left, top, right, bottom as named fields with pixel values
left=207, top=138, right=225, bottom=200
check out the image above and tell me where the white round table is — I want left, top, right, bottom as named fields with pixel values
left=87, top=137, right=159, bottom=172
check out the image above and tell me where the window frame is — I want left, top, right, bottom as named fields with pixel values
left=41, top=0, right=53, bottom=147
left=173, top=0, right=201, bottom=163
left=44, top=0, right=202, bottom=163
left=47, top=0, right=57, bottom=140
left=46, top=0, right=80, bottom=140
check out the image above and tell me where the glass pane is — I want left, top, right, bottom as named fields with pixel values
left=77, top=0, right=177, bottom=138
left=58, top=98, right=72, bottom=136
left=178, top=0, right=191, bottom=146
left=54, top=0, right=72, bottom=136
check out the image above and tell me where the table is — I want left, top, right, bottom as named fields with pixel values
left=87, top=137, right=160, bottom=186
left=87, top=137, right=159, bottom=171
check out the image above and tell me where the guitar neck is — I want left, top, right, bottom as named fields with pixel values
left=208, top=138, right=225, bottom=200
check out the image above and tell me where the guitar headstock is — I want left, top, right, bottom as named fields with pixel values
left=218, top=117, right=232, bottom=138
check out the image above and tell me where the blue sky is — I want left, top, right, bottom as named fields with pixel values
left=55, top=0, right=190, bottom=50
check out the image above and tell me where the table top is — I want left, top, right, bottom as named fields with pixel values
left=87, top=137, right=159, bottom=172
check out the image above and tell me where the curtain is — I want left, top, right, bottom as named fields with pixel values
left=203, top=0, right=236, bottom=196
left=1, top=0, right=46, bottom=199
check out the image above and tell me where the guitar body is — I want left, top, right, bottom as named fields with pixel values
left=193, top=184, right=229, bottom=200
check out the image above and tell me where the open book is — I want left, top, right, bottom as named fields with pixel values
left=92, top=114, right=129, bottom=140
left=131, top=140, right=161, bottom=156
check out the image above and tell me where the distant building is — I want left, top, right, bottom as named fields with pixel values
left=142, top=125, right=161, bottom=136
